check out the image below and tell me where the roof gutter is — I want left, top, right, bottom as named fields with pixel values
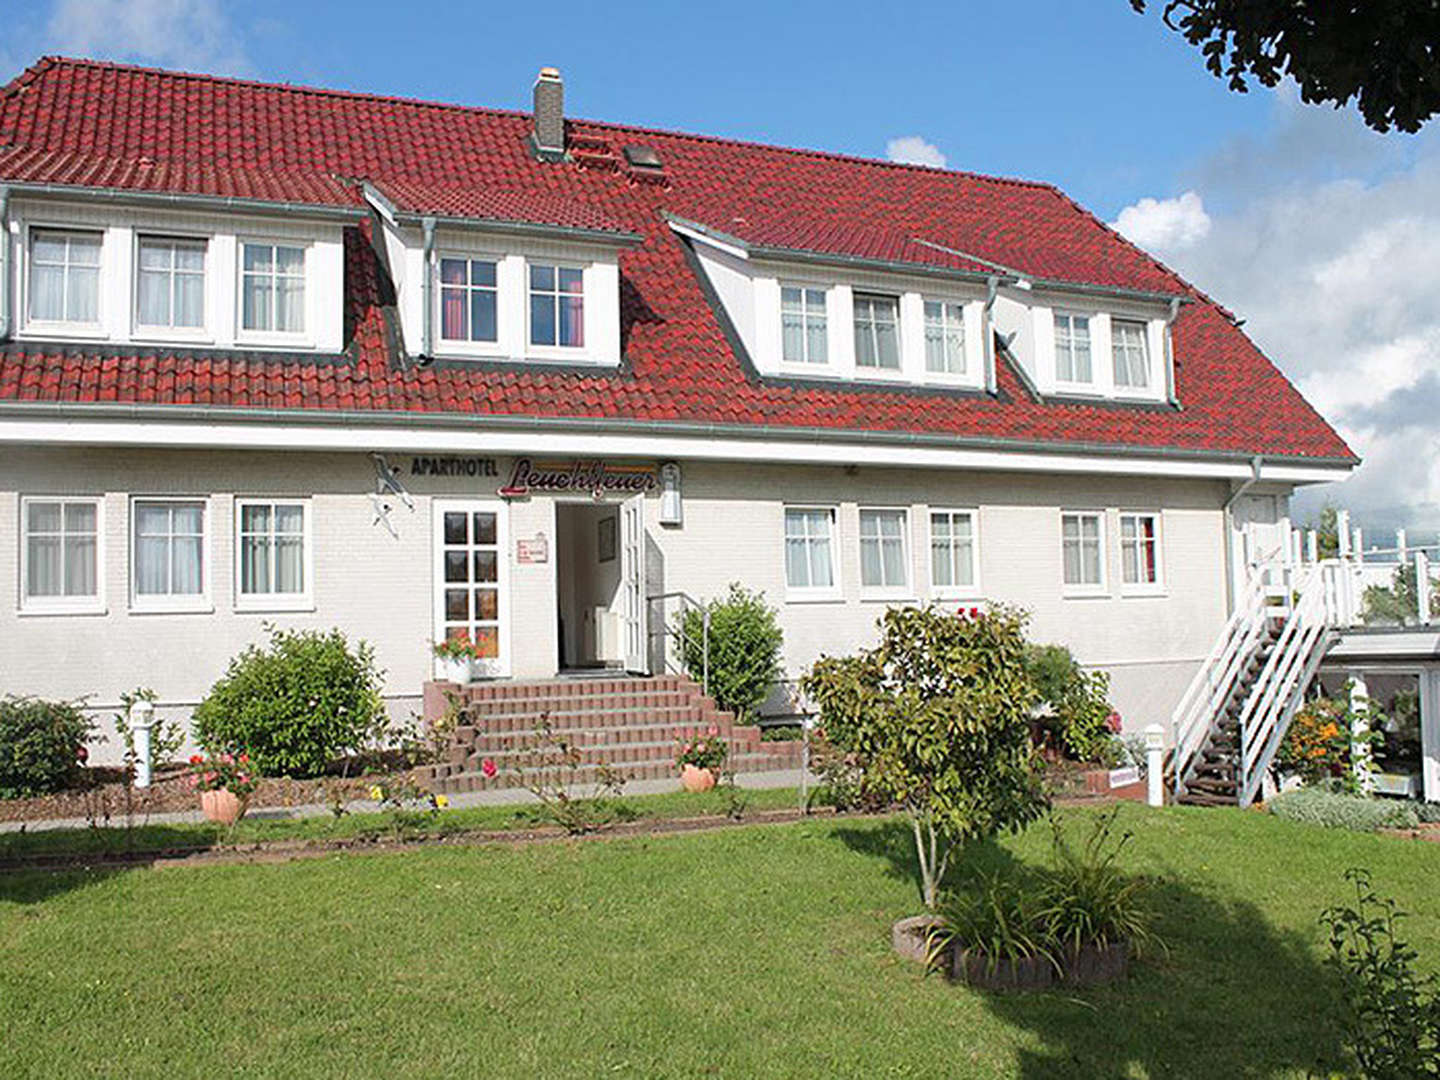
left=1163, top=297, right=1182, bottom=407
left=388, top=208, right=642, bottom=248
left=983, top=275, right=1000, bottom=395
left=0, top=180, right=367, bottom=221
left=0, top=185, right=10, bottom=343
left=420, top=216, right=436, bottom=360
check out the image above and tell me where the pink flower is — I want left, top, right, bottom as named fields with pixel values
left=75, top=745, right=88, bottom=763
left=707, top=725, right=719, bottom=737
left=1106, top=711, right=1123, bottom=734
left=481, top=758, right=498, bottom=778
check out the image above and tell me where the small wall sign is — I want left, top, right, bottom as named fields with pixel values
left=499, top=458, right=658, bottom=500
left=409, top=456, right=500, bottom=478
left=1108, top=766, right=1140, bottom=789
left=516, top=533, right=549, bottom=564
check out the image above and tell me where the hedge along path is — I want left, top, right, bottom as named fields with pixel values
left=0, top=793, right=1137, bottom=875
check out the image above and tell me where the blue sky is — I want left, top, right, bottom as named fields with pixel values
left=4, top=0, right=1440, bottom=528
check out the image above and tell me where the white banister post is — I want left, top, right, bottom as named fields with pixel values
left=1337, top=511, right=1352, bottom=558
left=1145, top=724, right=1165, bottom=807
left=1307, top=530, right=1319, bottom=564
left=1417, top=551, right=1432, bottom=626
left=1397, top=528, right=1408, bottom=563
left=129, top=700, right=155, bottom=789
left=1353, top=527, right=1364, bottom=562
left=1349, top=675, right=1374, bottom=795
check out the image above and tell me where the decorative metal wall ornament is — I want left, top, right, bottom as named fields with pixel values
left=369, top=453, right=416, bottom=538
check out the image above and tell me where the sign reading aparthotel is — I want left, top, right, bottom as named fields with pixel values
left=500, top=458, right=659, bottom=500
left=409, top=456, right=499, bottom=478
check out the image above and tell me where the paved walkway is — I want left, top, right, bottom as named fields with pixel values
left=0, top=768, right=817, bottom=834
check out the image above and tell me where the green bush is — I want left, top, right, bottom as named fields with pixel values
left=681, top=584, right=783, bottom=722
left=192, top=626, right=385, bottom=778
left=1024, top=644, right=1116, bottom=761
left=0, top=697, right=94, bottom=798
left=1268, top=787, right=1419, bottom=831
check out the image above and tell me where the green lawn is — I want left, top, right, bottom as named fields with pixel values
left=2, top=805, right=1437, bottom=1078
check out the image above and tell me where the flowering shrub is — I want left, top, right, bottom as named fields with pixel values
left=676, top=727, right=727, bottom=772
left=0, top=697, right=94, bottom=799
left=367, top=776, right=449, bottom=812
left=1024, top=643, right=1117, bottom=762
left=432, top=633, right=481, bottom=662
left=186, top=750, right=258, bottom=797
left=1278, top=691, right=1378, bottom=792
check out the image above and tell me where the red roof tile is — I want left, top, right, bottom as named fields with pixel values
left=0, top=56, right=1354, bottom=464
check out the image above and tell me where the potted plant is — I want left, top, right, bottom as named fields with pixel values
left=187, top=749, right=258, bottom=826
left=432, top=633, right=479, bottom=686
left=676, top=728, right=727, bottom=792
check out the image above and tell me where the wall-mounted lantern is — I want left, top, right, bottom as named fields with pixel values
left=659, top=461, right=683, bottom=526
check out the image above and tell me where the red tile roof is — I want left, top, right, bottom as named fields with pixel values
left=0, top=56, right=1354, bottom=464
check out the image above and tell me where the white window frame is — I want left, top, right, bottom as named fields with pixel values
left=858, top=506, right=912, bottom=599
left=18, top=495, right=106, bottom=616
left=1054, top=311, right=1093, bottom=387
left=233, top=497, right=314, bottom=612
left=237, top=238, right=309, bottom=345
left=1061, top=510, right=1108, bottom=597
left=436, top=251, right=502, bottom=353
left=853, top=292, right=903, bottom=375
left=132, top=232, right=210, bottom=342
left=1118, top=511, right=1165, bottom=595
left=129, top=496, right=211, bottom=614
left=928, top=508, right=981, bottom=599
left=23, top=225, right=106, bottom=338
left=526, top=259, right=588, bottom=357
left=1112, top=318, right=1152, bottom=392
left=922, top=298, right=968, bottom=381
left=783, top=504, right=842, bottom=602
left=779, top=282, right=830, bottom=368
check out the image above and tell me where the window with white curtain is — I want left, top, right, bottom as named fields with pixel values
left=784, top=506, right=837, bottom=594
left=929, top=509, right=977, bottom=594
left=439, top=257, right=499, bottom=343
left=859, top=508, right=909, bottom=592
left=781, top=286, right=828, bottom=364
left=241, top=242, right=305, bottom=334
left=132, top=499, right=206, bottom=606
left=1120, top=512, right=1162, bottom=589
left=237, top=499, right=309, bottom=605
left=528, top=263, right=584, bottom=347
left=1062, top=511, right=1106, bottom=591
left=28, top=229, right=101, bottom=326
left=22, top=497, right=102, bottom=611
left=1054, top=312, right=1092, bottom=383
left=1112, top=319, right=1151, bottom=389
left=923, top=300, right=966, bottom=375
left=854, top=293, right=901, bottom=371
left=137, top=237, right=206, bottom=331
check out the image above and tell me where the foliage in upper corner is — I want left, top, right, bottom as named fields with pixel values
left=802, top=603, right=1049, bottom=909
left=0, top=697, right=94, bottom=799
left=681, top=583, right=783, bottom=722
left=1320, top=868, right=1440, bottom=1078
left=1024, top=643, right=1118, bottom=763
left=1129, top=1, right=1440, bottom=134
left=1362, top=562, right=1440, bottom=627
left=192, top=625, right=386, bottom=778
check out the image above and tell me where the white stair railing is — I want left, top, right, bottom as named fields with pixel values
left=1170, top=570, right=1272, bottom=801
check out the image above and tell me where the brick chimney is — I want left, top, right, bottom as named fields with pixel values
left=532, top=67, right=565, bottom=160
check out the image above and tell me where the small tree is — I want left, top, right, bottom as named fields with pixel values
left=1363, top=563, right=1440, bottom=627
left=802, top=604, right=1049, bottom=909
left=681, top=584, right=783, bottom=722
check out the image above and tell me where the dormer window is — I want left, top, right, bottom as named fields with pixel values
left=241, top=242, right=306, bottom=334
left=853, top=293, right=900, bottom=371
left=137, top=236, right=206, bottom=331
left=924, top=300, right=966, bottom=375
left=440, top=257, right=499, bottom=343
left=529, top=263, right=585, bottom=348
left=1054, top=312, right=1092, bottom=384
left=781, top=286, right=828, bottom=364
left=29, top=229, right=101, bottom=326
left=1112, top=319, right=1150, bottom=389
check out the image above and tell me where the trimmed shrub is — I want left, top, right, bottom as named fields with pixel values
left=1024, top=643, right=1116, bottom=761
left=1268, top=787, right=1419, bottom=831
left=192, top=626, right=385, bottom=778
left=681, top=584, right=783, bottom=722
left=0, top=697, right=94, bottom=798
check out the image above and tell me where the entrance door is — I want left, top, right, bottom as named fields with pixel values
left=620, top=492, right=648, bottom=674
left=433, top=500, right=509, bottom=678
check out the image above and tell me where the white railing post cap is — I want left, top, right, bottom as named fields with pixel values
left=128, top=699, right=154, bottom=730
left=1144, top=723, right=1165, bottom=750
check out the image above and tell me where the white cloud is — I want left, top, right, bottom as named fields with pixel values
left=886, top=135, right=947, bottom=169
left=44, top=0, right=251, bottom=75
left=1111, top=191, right=1212, bottom=251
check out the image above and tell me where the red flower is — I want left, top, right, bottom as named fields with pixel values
left=189, top=754, right=203, bottom=765
left=481, top=758, right=498, bottom=778
left=1106, top=711, right=1123, bottom=734
left=75, top=745, right=88, bottom=763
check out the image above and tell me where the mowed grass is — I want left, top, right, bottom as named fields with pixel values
left=2, top=805, right=1438, bottom=1079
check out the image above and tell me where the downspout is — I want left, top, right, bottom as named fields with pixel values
left=420, top=216, right=437, bottom=360
left=1163, top=297, right=1181, bottom=407
left=0, top=185, right=10, bottom=343
left=983, top=275, right=1000, bottom=395
left=1222, top=454, right=1264, bottom=613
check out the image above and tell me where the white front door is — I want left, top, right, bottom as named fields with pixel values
left=620, top=492, right=648, bottom=674
left=433, top=499, right=509, bottom=678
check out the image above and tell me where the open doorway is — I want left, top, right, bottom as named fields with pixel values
left=555, top=502, right=624, bottom=671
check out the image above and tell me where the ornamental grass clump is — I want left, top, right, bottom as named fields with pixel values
left=1040, top=809, right=1158, bottom=958
left=1268, top=787, right=1419, bottom=832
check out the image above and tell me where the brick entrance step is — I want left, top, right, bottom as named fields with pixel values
left=422, top=675, right=803, bottom=795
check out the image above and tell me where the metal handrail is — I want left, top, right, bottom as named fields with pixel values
left=646, top=590, right=710, bottom=695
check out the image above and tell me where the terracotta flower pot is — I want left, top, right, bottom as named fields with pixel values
left=680, top=764, right=716, bottom=793
left=200, top=788, right=248, bottom=826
